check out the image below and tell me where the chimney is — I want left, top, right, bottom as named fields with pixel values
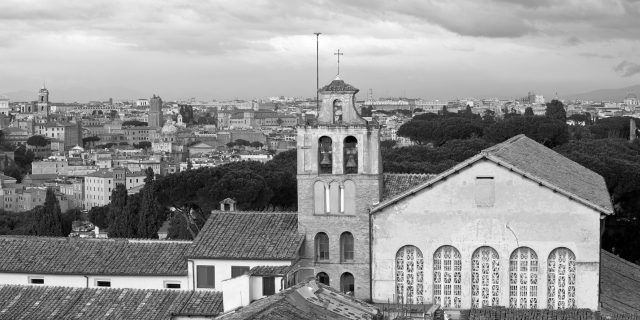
left=631, top=119, right=637, bottom=142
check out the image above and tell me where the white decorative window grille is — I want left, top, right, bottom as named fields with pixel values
left=433, top=246, right=462, bottom=308
left=395, top=245, right=424, bottom=304
left=509, top=247, right=538, bottom=308
left=471, top=246, right=500, bottom=308
left=547, top=248, right=576, bottom=309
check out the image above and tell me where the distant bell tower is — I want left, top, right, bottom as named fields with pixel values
left=296, top=75, right=382, bottom=300
left=36, top=86, right=50, bottom=121
left=148, top=95, right=163, bottom=127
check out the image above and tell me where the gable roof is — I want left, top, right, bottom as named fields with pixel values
left=373, top=135, right=613, bottom=215
left=600, top=250, right=640, bottom=315
left=0, top=285, right=222, bottom=320
left=0, top=237, right=190, bottom=276
left=382, top=173, right=435, bottom=202
left=217, top=279, right=379, bottom=320
left=248, top=265, right=291, bottom=277
left=186, top=212, right=304, bottom=260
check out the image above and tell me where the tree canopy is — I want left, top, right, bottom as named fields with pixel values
left=545, top=99, right=567, bottom=121
left=483, top=115, right=569, bottom=148
left=26, top=135, right=48, bottom=147
left=397, top=117, right=485, bottom=146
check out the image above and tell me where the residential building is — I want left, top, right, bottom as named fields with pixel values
left=83, top=167, right=146, bottom=210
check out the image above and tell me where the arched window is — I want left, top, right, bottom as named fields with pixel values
left=547, top=248, right=576, bottom=309
left=471, top=246, right=500, bottom=308
left=433, top=246, right=462, bottom=308
left=316, top=272, right=330, bottom=286
left=395, top=245, right=424, bottom=304
left=340, top=232, right=354, bottom=262
left=329, top=181, right=340, bottom=214
left=341, top=272, right=354, bottom=294
left=344, top=136, right=358, bottom=174
left=315, top=233, right=329, bottom=261
left=318, top=136, right=332, bottom=174
left=313, top=181, right=325, bottom=214
left=343, top=180, right=356, bottom=215
left=333, top=100, right=343, bottom=124
left=509, top=247, right=538, bottom=308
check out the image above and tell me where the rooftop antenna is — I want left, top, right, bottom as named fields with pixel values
left=314, top=32, right=321, bottom=114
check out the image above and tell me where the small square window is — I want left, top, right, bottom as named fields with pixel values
left=29, top=277, right=44, bottom=284
left=96, top=280, right=111, bottom=287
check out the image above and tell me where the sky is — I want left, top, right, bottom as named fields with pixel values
left=1, top=0, right=640, bottom=102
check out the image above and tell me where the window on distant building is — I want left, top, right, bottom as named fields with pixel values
left=29, top=276, right=44, bottom=284
left=262, top=277, right=275, bottom=296
left=196, top=266, right=215, bottom=288
left=231, top=266, right=250, bottom=278
left=163, top=281, right=181, bottom=289
left=340, top=272, right=354, bottom=294
left=95, top=279, right=111, bottom=287
left=315, top=232, right=329, bottom=261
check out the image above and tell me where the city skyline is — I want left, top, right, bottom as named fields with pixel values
left=1, top=0, right=639, bottom=102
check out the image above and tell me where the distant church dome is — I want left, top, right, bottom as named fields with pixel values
left=161, top=120, right=178, bottom=134
left=626, top=92, right=637, bottom=100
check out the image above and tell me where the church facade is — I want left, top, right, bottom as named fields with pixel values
left=295, top=76, right=612, bottom=310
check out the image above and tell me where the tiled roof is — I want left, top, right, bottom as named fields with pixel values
left=382, top=173, right=435, bottom=202
left=217, top=279, right=379, bottom=320
left=319, top=77, right=359, bottom=93
left=0, top=237, right=190, bottom=276
left=248, top=265, right=291, bottom=276
left=373, top=135, right=613, bottom=215
left=86, top=169, right=113, bottom=178
left=0, top=285, right=222, bottom=320
left=484, top=134, right=613, bottom=214
left=186, top=212, right=304, bottom=260
left=600, top=250, right=640, bottom=315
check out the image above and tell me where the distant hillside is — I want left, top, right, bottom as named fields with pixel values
left=1, top=87, right=218, bottom=103
left=563, top=85, right=640, bottom=102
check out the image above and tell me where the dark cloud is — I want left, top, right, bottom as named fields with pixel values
left=613, top=60, right=640, bottom=77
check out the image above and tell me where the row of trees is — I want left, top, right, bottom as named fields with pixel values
left=226, top=139, right=264, bottom=149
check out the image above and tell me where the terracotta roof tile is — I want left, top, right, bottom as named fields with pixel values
left=382, top=173, right=435, bottom=202
left=0, top=237, right=190, bottom=276
left=186, top=212, right=303, bottom=260
left=248, top=265, right=291, bottom=276
left=600, top=250, right=640, bottom=315
left=0, top=285, right=222, bottom=320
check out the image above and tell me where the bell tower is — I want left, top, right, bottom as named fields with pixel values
left=36, top=86, right=50, bottom=121
left=296, top=76, right=382, bottom=300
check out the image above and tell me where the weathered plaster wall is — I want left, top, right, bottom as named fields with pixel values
left=188, top=259, right=291, bottom=291
left=372, top=160, right=602, bottom=310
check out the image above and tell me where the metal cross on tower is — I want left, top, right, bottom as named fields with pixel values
left=334, top=49, right=343, bottom=75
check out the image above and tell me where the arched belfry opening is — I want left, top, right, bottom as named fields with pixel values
left=333, top=99, right=343, bottom=124
left=344, top=136, right=358, bottom=174
left=318, top=136, right=333, bottom=174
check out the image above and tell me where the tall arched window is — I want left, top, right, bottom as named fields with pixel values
left=318, top=136, right=332, bottom=174
left=343, top=180, right=356, bottom=215
left=313, top=181, right=326, bottom=214
left=333, top=100, right=343, bottom=124
left=547, top=248, right=576, bottom=309
left=329, top=181, right=340, bottom=214
left=395, top=245, right=424, bottom=304
left=317, top=272, right=330, bottom=286
left=433, top=246, right=462, bottom=308
left=315, top=233, right=329, bottom=261
left=340, top=232, right=354, bottom=262
left=471, top=246, right=500, bottom=308
left=341, top=272, right=354, bottom=294
left=509, top=247, right=538, bottom=308
left=344, top=136, right=358, bottom=174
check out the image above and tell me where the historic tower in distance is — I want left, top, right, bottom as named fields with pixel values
left=148, top=95, right=163, bottom=127
left=296, top=75, right=382, bottom=300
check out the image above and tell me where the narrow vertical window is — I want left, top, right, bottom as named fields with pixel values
left=339, top=186, right=344, bottom=213
left=547, top=248, right=576, bottom=309
left=344, top=136, right=358, bottom=174
left=343, top=180, right=356, bottom=215
left=471, top=246, right=500, bottom=308
left=314, top=181, right=325, bottom=214
left=475, top=177, right=495, bottom=207
left=315, top=233, right=329, bottom=261
left=433, top=246, right=462, bottom=308
left=395, top=245, right=424, bottom=304
left=340, top=232, right=354, bottom=262
left=318, top=136, right=332, bottom=174
left=330, top=181, right=340, bottom=214
left=509, top=247, right=538, bottom=308
left=325, top=186, right=330, bottom=213
left=340, top=272, right=354, bottom=294
left=262, top=277, right=275, bottom=296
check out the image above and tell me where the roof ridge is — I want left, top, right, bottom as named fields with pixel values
left=602, top=249, right=640, bottom=271
left=210, top=210, right=298, bottom=215
left=482, top=134, right=526, bottom=154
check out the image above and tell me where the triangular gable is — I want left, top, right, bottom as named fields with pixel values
left=372, top=135, right=613, bottom=215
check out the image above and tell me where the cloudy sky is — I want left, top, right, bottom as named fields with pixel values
left=1, top=0, right=640, bottom=102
